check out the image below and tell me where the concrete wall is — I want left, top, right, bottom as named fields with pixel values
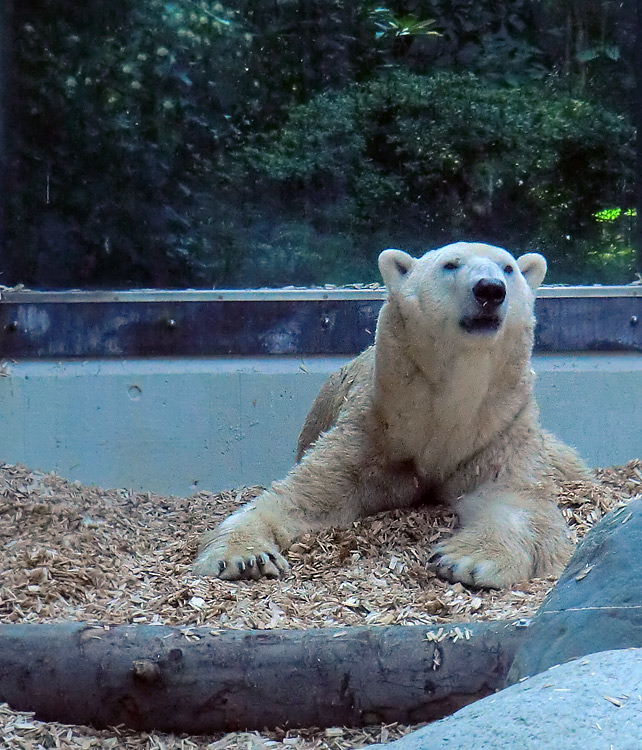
left=0, top=353, right=640, bottom=496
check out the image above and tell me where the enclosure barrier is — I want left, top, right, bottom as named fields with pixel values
left=0, top=286, right=640, bottom=494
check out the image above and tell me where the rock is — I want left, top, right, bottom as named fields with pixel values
left=366, top=648, right=642, bottom=750
left=508, top=497, right=642, bottom=683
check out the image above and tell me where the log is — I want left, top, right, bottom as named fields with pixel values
left=0, top=620, right=526, bottom=733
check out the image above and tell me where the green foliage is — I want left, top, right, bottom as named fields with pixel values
left=537, top=0, right=636, bottom=104
left=376, top=0, right=549, bottom=85
left=6, top=0, right=638, bottom=287
left=8, top=0, right=390, bottom=286
left=594, top=207, right=636, bottom=223
left=9, top=0, right=248, bottom=286
left=372, top=8, right=440, bottom=41
left=242, top=70, right=635, bottom=278
left=372, top=0, right=636, bottom=99
left=235, top=1, right=381, bottom=128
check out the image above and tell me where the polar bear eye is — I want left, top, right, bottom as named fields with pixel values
left=443, top=261, right=460, bottom=271
left=504, top=264, right=514, bottom=274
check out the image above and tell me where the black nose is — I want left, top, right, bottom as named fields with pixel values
left=473, top=278, right=506, bottom=307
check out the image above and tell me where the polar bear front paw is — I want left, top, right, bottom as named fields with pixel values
left=428, top=535, right=531, bottom=589
left=193, top=510, right=290, bottom=581
left=194, top=531, right=290, bottom=580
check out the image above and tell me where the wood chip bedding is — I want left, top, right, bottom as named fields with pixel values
left=0, top=460, right=640, bottom=749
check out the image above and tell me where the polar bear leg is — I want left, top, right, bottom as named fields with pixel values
left=429, top=485, right=573, bottom=589
left=194, top=479, right=357, bottom=581
left=194, top=422, right=420, bottom=580
left=193, top=434, right=363, bottom=580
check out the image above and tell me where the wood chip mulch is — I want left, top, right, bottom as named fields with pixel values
left=0, top=459, right=640, bottom=749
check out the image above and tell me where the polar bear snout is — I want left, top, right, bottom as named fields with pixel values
left=460, top=275, right=507, bottom=334
left=473, top=278, right=506, bottom=308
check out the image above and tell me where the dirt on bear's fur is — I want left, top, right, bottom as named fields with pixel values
left=195, top=242, right=589, bottom=588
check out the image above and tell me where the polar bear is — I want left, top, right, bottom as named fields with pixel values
left=194, top=242, right=588, bottom=588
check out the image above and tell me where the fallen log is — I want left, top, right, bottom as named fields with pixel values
left=0, top=620, right=526, bottom=733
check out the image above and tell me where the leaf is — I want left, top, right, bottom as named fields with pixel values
left=576, top=48, right=599, bottom=63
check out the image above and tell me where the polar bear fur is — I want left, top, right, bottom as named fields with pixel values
left=194, top=242, right=588, bottom=588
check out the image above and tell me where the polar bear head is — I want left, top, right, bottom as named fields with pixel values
left=378, top=242, right=546, bottom=344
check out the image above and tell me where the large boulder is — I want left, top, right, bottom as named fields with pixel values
left=366, top=648, right=642, bottom=750
left=508, top=497, right=642, bottom=683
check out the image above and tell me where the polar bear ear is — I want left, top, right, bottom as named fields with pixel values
left=378, top=249, right=416, bottom=291
left=517, top=253, right=547, bottom=291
